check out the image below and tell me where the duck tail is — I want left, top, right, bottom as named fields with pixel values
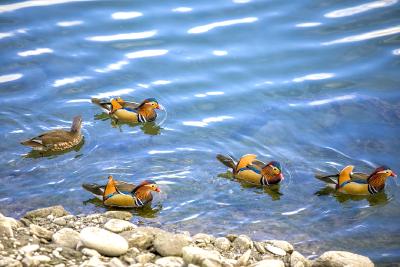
left=82, top=183, right=104, bottom=197
left=91, top=98, right=112, bottom=113
left=20, top=138, right=44, bottom=149
left=216, top=154, right=237, bottom=170
left=315, top=173, right=338, bottom=184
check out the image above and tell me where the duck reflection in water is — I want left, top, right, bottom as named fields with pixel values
left=218, top=171, right=283, bottom=201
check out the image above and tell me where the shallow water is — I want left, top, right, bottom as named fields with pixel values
left=1, top=0, right=400, bottom=264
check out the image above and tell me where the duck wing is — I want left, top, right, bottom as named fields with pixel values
left=21, top=130, right=71, bottom=148
left=315, top=172, right=369, bottom=184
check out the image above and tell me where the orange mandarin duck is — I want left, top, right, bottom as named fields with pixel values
left=216, top=154, right=284, bottom=185
left=21, top=115, right=83, bottom=152
left=316, top=165, right=397, bottom=195
left=91, top=97, right=164, bottom=123
left=82, top=176, right=161, bottom=208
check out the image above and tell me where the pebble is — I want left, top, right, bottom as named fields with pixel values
left=81, top=248, right=101, bottom=258
left=250, top=259, right=285, bottom=267
left=193, top=233, right=214, bottom=244
left=136, top=252, right=155, bottom=264
left=266, top=244, right=286, bottom=256
left=236, top=249, right=252, bottom=266
left=155, top=256, right=185, bottom=267
left=120, top=229, right=154, bottom=249
left=18, top=244, right=40, bottom=255
left=182, top=246, right=221, bottom=267
left=104, top=219, right=136, bottom=233
left=104, top=211, right=132, bottom=221
left=313, top=251, right=374, bottom=267
left=266, top=240, right=294, bottom=253
left=52, top=228, right=80, bottom=248
left=214, top=237, right=231, bottom=251
left=108, top=257, right=126, bottom=267
left=232, top=235, right=253, bottom=251
left=79, top=227, right=128, bottom=256
left=29, top=224, right=53, bottom=240
left=53, top=217, right=67, bottom=226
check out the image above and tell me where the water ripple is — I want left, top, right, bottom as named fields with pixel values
left=0, top=0, right=92, bottom=13
left=0, top=73, right=23, bottom=83
left=95, top=60, right=129, bottom=73
left=86, top=30, right=156, bottom=42
left=57, top=21, right=83, bottom=27
left=52, top=76, right=91, bottom=87
left=292, top=73, right=334, bottom=83
left=172, top=7, right=192, bottom=13
left=183, top=115, right=233, bottom=127
left=91, top=88, right=135, bottom=98
left=125, top=49, right=168, bottom=59
left=188, top=17, right=258, bottom=34
left=295, top=22, right=322, bottom=28
left=323, top=25, right=400, bottom=45
left=325, top=0, right=397, bottom=18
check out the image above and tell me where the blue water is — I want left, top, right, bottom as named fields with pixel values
left=1, top=0, right=400, bottom=264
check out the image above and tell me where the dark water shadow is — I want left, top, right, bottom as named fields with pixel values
left=82, top=197, right=162, bottom=218
left=23, top=138, right=85, bottom=159
left=218, top=171, right=283, bottom=200
left=94, top=113, right=161, bottom=135
left=315, top=186, right=389, bottom=206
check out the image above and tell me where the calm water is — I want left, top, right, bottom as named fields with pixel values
left=1, top=0, right=400, bottom=264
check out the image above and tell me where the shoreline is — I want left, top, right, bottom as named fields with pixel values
left=0, top=205, right=374, bottom=267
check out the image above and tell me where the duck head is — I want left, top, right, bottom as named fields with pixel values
left=368, top=166, right=396, bottom=190
left=138, top=98, right=164, bottom=111
left=262, top=161, right=284, bottom=182
left=132, top=180, right=161, bottom=194
left=71, top=115, right=82, bottom=133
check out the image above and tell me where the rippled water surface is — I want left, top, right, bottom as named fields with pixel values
left=1, top=0, right=400, bottom=264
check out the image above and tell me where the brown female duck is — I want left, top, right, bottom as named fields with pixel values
left=217, top=154, right=284, bottom=185
left=21, top=115, right=83, bottom=152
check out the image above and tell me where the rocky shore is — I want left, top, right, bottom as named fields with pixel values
left=0, top=206, right=374, bottom=267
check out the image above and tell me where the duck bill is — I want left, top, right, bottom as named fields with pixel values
left=157, top=104, right=165, bottom=111
left=391, top=171, right=397, bottom=178
left=155, top=187, right=161, bottom=193
left=279, top=173, right=284, bottom=180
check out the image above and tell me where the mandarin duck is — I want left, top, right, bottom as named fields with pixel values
left=82, top=176, right=160, bottom=208
left=316, top=165, right=397, bottom=195
left=91, top=97, right=164, bottom=123
left=21, top=115, right=83, bottom=152
left=216, top=154, right=284, bottom=185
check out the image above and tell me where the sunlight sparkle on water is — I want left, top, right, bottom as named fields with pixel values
left=172, top=7, right=192, bottom=13
left=95, top=60, right=129, bottom=73
left=53, top=76, right=91, bottom=87
left=323, top=25, right=400, bottom=45
left=183, top=116, right=233, bottom=127
left=126, top=49, right=168, bottom=59
left=111, top=11, right=142, bottom=20
left=0, top=73, right=23, bottom=83
left=325, top=0, right=397, bottom=18
left=87, top=30, right=156, bottom=42
left=213, top=50, right=228, bottom=56
left=91, top=88, right=135, bottom=99
left=57, top=21, right=83, bottom=27
left=18, top=48, right=53, bottom=57
left=188, top=17, right=258, bottom=34
left=0, top=0, right=92, bottom=13
left=295, top=22, right=322, bottom=27
left=293, top=73, right=334, bottom=82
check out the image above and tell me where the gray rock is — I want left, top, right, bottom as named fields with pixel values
left=53, top=217, right=67, bottom=226
left=104, top=219, right=136, bottom=233
left=136, top=252, right=155, bottom=264
left=79, top=227, right=128, bottom=256
left=291, top=251, right=311, bottom=267
left=108, top=257, right=126, bottom=267
left=22, top=255, right=51, bottom=266
left=19, top=244, right=40, bottom=254
left=214, top=237, right=231, bottom=251
left=81, top=248, right=101, bottom=258
left=254, top=242, right=266, bottom=254
left=0, top=256, right=22, bottom=267
left=24, top=206, right=69, bottom=220
left=232, top=235, right=252, bottom=252
left=52, top=228, right=80, bottom=248
left=104, top=211, right=132, bottom=221
left=153, top=232, right=191, bottom=257
left=250, top=259, right=284, bottom=267
left=155, top=256, right=185, bottom=267
left=182, top=246, right=221, bottom=267
left=29, top=224, right=53, bottom=240
left=120, top=229, right=154, bottom=249
left=236, top=249, right=252, bottom=266
left=312, top=251, right=374, bottom=267
left=0, top=219, right=14, bottom=237
left=82, top=256, right=106, bottom=267
left=265, top=244, right=286, bottom=256
left=266, top=240, right=293, bottom=254
left=193, top=233, right=214, bottom=244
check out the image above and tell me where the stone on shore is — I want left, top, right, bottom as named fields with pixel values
left=312, top=251, right=374, bottom=267
left=24, top=206, right=69, bottom=220
left=29, top=224, right=53, bottom=240
left=153, top=231, right=191, bottom=257
left=79, top=227, right=128, bottom=256
left=250, top=259, right=285, bottom=267
left=104, top=211, right=133, bottom=221
left=266, top=240, right=294, bottom=253
left=182, top=246, right=221, bottom=267
left=52, top=228, right=80, bottom=248
left=214, top=237, right=231, bottom=251
left=232, top=235, right=253, bottom=251
left=155, top=256, right=185, bottom=267
left=266, top=244, right=286, bottom=256
left=120, top=229, right=154, bottom=249
left=291, top=251, right=311, bottom=267
left=104, top=219, right=136, bottom=233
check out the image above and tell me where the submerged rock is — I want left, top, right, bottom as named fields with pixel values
left=312, top=251, right=374, bottom=267
left=79, top=227, right=128, bottom=256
